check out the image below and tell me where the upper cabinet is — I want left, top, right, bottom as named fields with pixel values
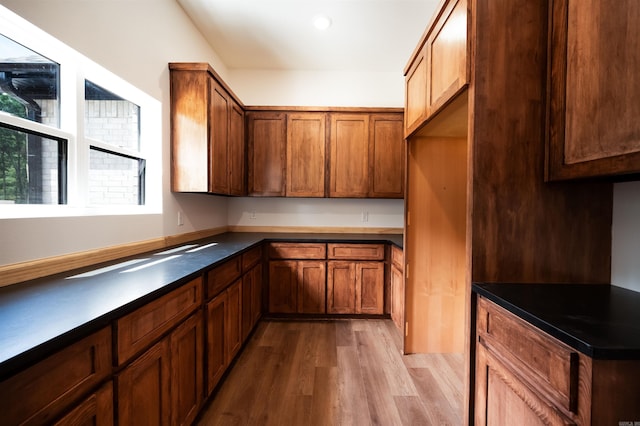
left=169, top=63, right=245, bottom=195
left=247, top=111, right=287, bottom=196
left=404, top=0, right=469, bottom=137
left=330, top=112, right=405, bottom=198
left=286, top=113, right=327, bottom=197
left=546, top=0, right=640, bottom=180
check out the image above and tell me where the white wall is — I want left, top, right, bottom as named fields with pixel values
left=0, top=0, right=404, bottom=268
left=612, top=182, right=640, bottom=292
left=0, top=0, right=230, bottom=266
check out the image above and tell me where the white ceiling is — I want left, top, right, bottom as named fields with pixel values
left=177, top=0, right=440, bottom=72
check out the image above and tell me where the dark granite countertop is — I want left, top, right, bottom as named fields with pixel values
left=0, top=232, right=402, bottom=380
left=473, top=282, right=640, bottom=360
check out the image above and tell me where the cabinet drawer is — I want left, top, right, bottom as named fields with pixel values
left=207, top=256, right=242, bottom=298
left=327, top=243, right=385, bottom=260
left=268, top=242, right=326, bottom=259
left=477, top=297, right=578, bottom=412
left=0, top=327, right=112, bottom=426
left=116, top=277, right=201, bottom=365
left=390, top=245, right=403, bottom=270
left=241, top=245, right=262, bottom=272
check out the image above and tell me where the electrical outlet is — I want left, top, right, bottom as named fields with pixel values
left=177, top=211, right=184, bottom=226
left=362, top=211, right=369, bottom=222
left=249, top=211, right=257, bottom=220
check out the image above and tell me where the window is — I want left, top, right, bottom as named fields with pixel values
left=0, top=6, right=160, bottom=217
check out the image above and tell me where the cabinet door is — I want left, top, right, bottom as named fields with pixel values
left=390, top=264, right=404, bottom=331
left=356, top=262, right=384, bottom=314
left=210, top=80, right=230, bottom=194
left=228, top=99, right=245, bottom=195
left=404, top=46, right=428, bottom=136
left=247, top=112, right=286, bottom=196
left=268, top=260, right=298, bottom=313
left=170, top=311, right=204, bottom=426
left=329, top=114, right=370, bottom=198
left=286, top=112, right=327, bottom=197
left=53, top=382, right=113, bottom=426
left=169, top=69, right=209, bottom=192
left=117, top=338, right=170, bottom=426
left=225, top=280, right=243, bottom=363
left=206, top=293, right=226, bottom=396
left=547, top=0, right=640, bottom=180
left=327, top=261, right=357, bottom=314
left=297, top=261, right=327, bottom=313
left=426, top=0, right=468, bottom=115
left=369, top=114, right=404, bottom=198
left=242, top=263, right=263, bottom=340
left=475, top=344, right=576, bottom=426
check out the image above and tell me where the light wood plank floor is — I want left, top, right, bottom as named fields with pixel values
left=197, top=319, right=464, bottom=426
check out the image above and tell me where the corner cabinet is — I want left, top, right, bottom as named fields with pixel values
left=404, top=0, right=469, bottom=137
left=169, top=63, right=245, bottom=195
left=546, top=0, right=640, bottom=180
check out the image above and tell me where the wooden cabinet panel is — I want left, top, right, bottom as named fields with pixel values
left=170, top=311, right=204, bottom=426
left=297, top=261, right=327, bottom=314
left=117, top=338, right=170, bottom=426
left=205, top=292, right=226, bottom=395
left=286, top=112, right=327, bottom=197
left=268, top=242, right=326, bottom=260
left=327, top=243, right=385, bottom=260
left=53, top=382, right=113, bottom=426
left=329, top=113, right=370, bottom=197
left=369, top=114, right=404, bottom=198
left=228, top=99, right=246, bottom=195
left=405, top=47, right=428, bottom=136
left=242, top=263, right=263, bottom=340
left=357, top=262, right=384, bottom=314
left=116, top=277, right=201, bottom=365
left=475, top=343, right=576, bottom=426
left=427, top=0, right=468, bottom=114
left=241, top=245, right=262, bottom=272
left=268, top=260, right=298, bottom=313
left=207, top=257, right=242, bottom=299
left=390, top=261, right=404, bottom=331
left=210, top=80, right=230, bottom=194
left=225, top=280, right=243, bottom=362
left=547, top=0, right=640, bottom=180
left=327, top=261, right=356, bottom=314
left=0, top=328, right=112, bottom=426
left=247, top=112, right=286, bottom=196
left=169, top=69, right=209, bottom=192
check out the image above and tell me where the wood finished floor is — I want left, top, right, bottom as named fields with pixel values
left=196, top=319, right=464, bottom=426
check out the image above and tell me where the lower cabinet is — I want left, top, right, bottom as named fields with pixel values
left=54, top=382, right=114, bottom=426
left=117, top=310, right=204, bottom=426
left=205, top=279, right=242, bottom=396
left=242, top=263, right=263, bottom=340
left=475, top=296, right=640, bottom=425
left=327, top=261, right=384, bottom=314
left=269, top=260, right=327, bottom=314
left=390, top=245, right=404, bottom=331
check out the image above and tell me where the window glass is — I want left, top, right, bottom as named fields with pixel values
left=0, top=34, right=60, bottom=128
left=0, top=124, right=65, bottom=204
left=89, top=147, right=145, bottom=205
left=85, top=80, right=140, bottom=151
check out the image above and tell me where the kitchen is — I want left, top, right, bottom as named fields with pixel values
left=1, top=0, right=640, bottom=425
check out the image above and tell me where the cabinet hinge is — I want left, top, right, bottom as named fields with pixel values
left=405, top=321, right=409, bottom=337
left=405, top=263, right=409, bottom=279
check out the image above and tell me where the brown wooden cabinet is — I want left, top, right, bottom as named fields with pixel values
left=286, top=112, right=327, bottom=197
left=330, top=113, right=404, bottom=198
left=326, top=244, right=385, bottom=315
left=404, top=0, right=468, bottom=137
left=475, top=296, right=640, bottom=425
left=169, top=63, right=245, bottom=195
left=390, top=245, right=404, bottom=332
left=53, top=382, right=114, bottom=426
left=546, top=0, right=640, bottom=180
left=242, top=263, right=263, bottom=340
left=267, top=242, right=327, bottom=314
left=247, top=111, right=287, bottom=196
left=117, top=337, right=171, bottom=426
left=0, top=328, right=112, bottom=426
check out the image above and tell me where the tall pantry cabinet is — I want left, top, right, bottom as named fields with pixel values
left=402, top=0, right=613, bottom=421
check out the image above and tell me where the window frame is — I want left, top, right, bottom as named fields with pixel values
left=0, top=5, right=161, bottom=218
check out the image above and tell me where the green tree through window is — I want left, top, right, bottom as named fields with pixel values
left=0, top=94, right=28, bottom=203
